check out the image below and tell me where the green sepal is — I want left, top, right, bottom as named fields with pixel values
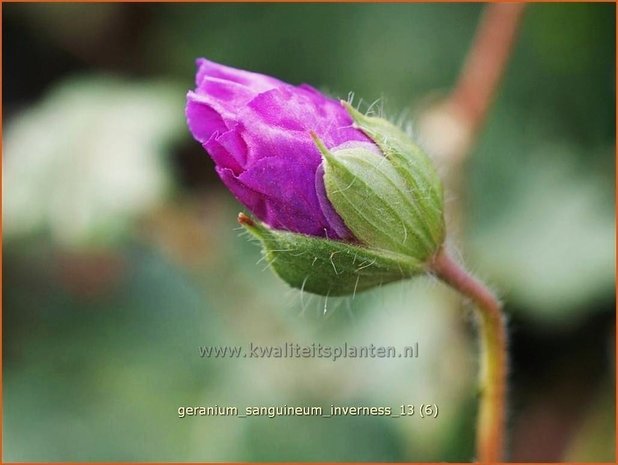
left=342, top=102, right=445, bottom=249
left=315, top=104, right=445, bottom=263
left=238, top=213, right=425, bottom=296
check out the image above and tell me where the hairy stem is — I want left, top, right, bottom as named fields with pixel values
left=430, top=249, right=507, bottom=462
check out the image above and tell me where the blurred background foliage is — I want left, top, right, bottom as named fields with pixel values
left=3, top=3, right=615, bottom=461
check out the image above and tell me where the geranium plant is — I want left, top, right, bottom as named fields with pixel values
left=186, top=57, right=507, bottom=461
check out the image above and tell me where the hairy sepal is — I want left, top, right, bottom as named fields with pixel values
left=315, top=108, right=445, bottom=262
left=239, top=214, right=424, bottom=296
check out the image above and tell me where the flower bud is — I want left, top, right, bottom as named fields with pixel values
left=186, top=59, right=445, bottom=296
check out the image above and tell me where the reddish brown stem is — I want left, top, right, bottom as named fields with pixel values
left=449, top=3, right=526, bottom=139
left=420, top=4, right=525, bottom=240
left=430, top=249, right=507, bottom=462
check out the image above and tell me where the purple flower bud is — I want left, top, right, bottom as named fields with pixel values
left=185, top=58, right=372, bottom=240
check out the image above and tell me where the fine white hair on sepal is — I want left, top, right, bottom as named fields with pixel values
left=350, top=96, right=428, bottom=148
left=293, top=284, right=362, bottom=321
left=346, top=91, right=356, bottom=106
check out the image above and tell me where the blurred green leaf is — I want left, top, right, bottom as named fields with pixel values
left=469, top=146, right=614, bottom=324
left=3, top=77, right=185, bottom=248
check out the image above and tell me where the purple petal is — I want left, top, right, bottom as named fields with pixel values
left=203, top=124, right=248, bottom=175
left=217, top=158, right=341, bottom=238
left=185, top=93, right=228, bottom=144
left=186, top=58, right=377, bottom=241
left=243, top=86, right=369, bottom=149
left=314, top=163, right=353, bottom=240
left=196, top=58, right=283, bottom=94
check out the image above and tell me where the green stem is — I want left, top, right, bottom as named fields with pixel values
left=430, top=249, right=507, bottom=462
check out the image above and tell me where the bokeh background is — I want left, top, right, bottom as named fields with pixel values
left=3, top=3, right=615, bottom=462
